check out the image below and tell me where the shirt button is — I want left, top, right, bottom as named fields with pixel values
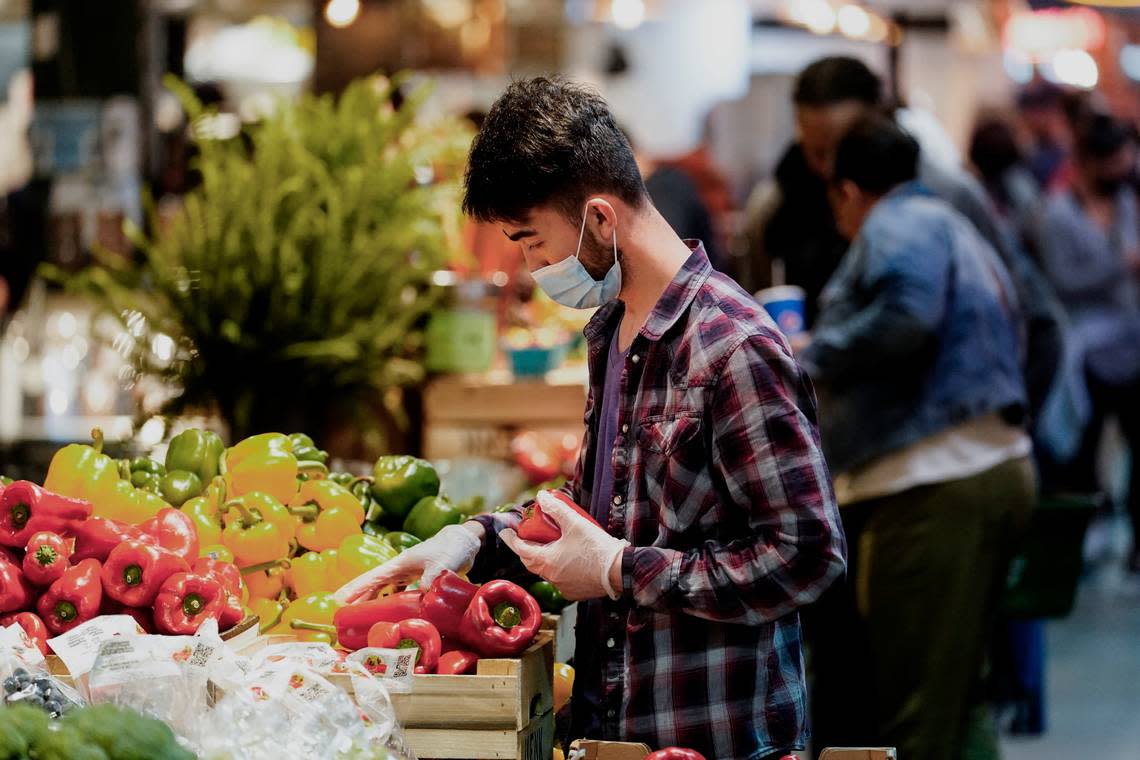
left=630, top=354, right=640, bottom=364
left=606, top=637, right=615, bottom=648
left=607, top=709, right=616, bottom=718
left=612, top=494, right=622, bottom=506
left=621, top=423, right=629, bottom=433
left=610, top=612, right=620, bottom=621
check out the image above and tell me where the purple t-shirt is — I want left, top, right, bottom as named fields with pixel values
left=575, top=325, right=626, bottom=736
left=589, top=328, right=626, bottom=526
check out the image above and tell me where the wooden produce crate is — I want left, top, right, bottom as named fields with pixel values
left=423, top=371, right=587, bottom=461
left=539, top=602, right=576, bottom=664
left=333, top=631, right=556, bottom=760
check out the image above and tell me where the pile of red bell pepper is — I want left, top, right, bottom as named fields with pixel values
left=0, top=480, right=249, bottom=649
left=332, top=571, right=542, bottom=674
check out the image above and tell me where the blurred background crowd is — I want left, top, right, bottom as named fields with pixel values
left=2, top=1, right=1140, bottom=759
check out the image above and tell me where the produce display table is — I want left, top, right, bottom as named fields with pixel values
left=423, top=368, right=588, bottom=461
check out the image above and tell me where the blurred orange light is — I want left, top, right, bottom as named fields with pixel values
left=1003, top=7, right=1106, bottom=63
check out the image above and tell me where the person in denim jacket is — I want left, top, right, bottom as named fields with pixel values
left=798, top=116, right=1037, bottom=760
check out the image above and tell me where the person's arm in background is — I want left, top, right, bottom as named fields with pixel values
left=1032, top=204, right=1124, bottom=302
left=799, top=225, right=949, bottom=384
left=619, top=334, right=846, bottom=624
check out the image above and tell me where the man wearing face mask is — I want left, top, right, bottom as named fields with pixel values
left=336, top=77, right=846, bottom=758
left=1032, top=114, right=1140, bottom=573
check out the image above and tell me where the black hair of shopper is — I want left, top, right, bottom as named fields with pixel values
left=970, top=119, right=1024, bottom=183
left=793, top=56, right=882, bottom=107
left=833, top=115, right=919, bottom=195
left=1076, top=113, right=1133, bottom=161
left=463, top=77, right=647, bottom=224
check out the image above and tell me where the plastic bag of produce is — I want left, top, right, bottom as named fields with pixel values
left=86, top=618, right=231, bottom=744
left=197, top=641, right=415, bottom=759
left=0, top=623, right=85, bottom=718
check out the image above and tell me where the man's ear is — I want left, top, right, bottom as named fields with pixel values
left=585, top=198, right=618, bottom=243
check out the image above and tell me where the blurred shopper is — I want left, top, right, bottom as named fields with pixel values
left=626, top=130, right=723, bottom=268
left=748, top=55, right=1066, bottom=751
left=1032, top=114, right=1140, bottom=574
left=1017, top=83, right=1073, bottom=191
left=657, top=112, right=734, bottom=265
left=969, top=118, right=1041, bottom=240
left=799, top=115, right=1036, bottom=760
left=338, top=77, right=846, bottom=759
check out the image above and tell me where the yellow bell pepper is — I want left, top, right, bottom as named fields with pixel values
left=249, top=596, right=287, bottom=634
left=223, top=433, right=299, bottom=505
left=220, top=492, right=294, bottom=566
left=287, top=551, right=334, bottom=598
left=276, top=592, right=340, bottom=644
left=44, top=428, right=165, bottom=523
left=242, top=559, right=289, bottom=600
left=336, top=533, right=397, bottom=590
left=289, top=480, right=364, bottom=552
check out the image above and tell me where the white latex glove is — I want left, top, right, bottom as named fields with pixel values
left=500, top=491, right=630, bottom=602
left=333, top=523, right=482, bottom=604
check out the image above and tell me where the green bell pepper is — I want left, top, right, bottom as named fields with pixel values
left=328, top=472, right=354, bottom=487
left=370, top=456, right=440, bottom=524
left=130, top=471, right=161, bottom=492
left=289, top=433, right=329, bottom=466
left=382, top=530, right=423, bottom=553
left=456, top=495, right=486, bottom=517
left=159, top=471, right=203, bottom=507
left=402, top=495, right=462, bottom=540
left=529, top=580, right=568, bottom=614
left=129, top=457, right=165, bottom=476
left=361, top=521, right=387, bottom=538
left=165, top=429, right=224, bottom=484
left=0, top=476, right=11, bottom=486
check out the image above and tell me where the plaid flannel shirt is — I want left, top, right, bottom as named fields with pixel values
left=474, top=244, right=845, bottom=759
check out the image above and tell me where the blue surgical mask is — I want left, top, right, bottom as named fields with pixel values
left=531, top=205, right=621, bottom=309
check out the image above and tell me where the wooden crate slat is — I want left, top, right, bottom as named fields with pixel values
left=407, top=711, right=554, bottom=760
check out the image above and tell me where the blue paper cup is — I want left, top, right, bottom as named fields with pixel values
left=756, top=285, right=807, bottom=336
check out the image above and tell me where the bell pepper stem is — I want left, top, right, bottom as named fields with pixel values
left=116, top=458, right=131, bottom=480
left=364, top=503, right=383, bottom=523
left=123, top=564, right=143, bottom=587
left=296, top=461, right=328, bottom=478
left=34, top=545, right=58, bottom=567
left=9, top=503, right=29, bottom=530
left=349, top=476, right=373, bottom=490
left=492, top=602, right=521, bottom=630
left=287, top=504, right=321, bottom=522
left=289, top=619, right=338, bottom=644
left=258, top=605, right=286, bottom=633
left=55, top=601, right=78, bottom=623
left=91, top=427, right=105, bottom=455
left=183, top=593, right=205, bottom=617
left=239, top=558, right=291, bottom=575
left=220, top=499, right=260, bottom=528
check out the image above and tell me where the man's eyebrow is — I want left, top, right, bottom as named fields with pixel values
left=504, top=228, right=537, bottom=242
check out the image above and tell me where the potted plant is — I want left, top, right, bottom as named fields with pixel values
left=48, top=75, right=471, bottom=450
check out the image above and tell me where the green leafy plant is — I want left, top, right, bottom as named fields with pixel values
left=48, top=75, right=471, bottom=445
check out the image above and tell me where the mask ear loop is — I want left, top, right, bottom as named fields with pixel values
left=576, top=202, right=619, bottom=266
left=574, top=204, right=590, bottom=261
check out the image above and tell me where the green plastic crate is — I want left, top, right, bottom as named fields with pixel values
left=1003, top=494, right=1097, bottom=619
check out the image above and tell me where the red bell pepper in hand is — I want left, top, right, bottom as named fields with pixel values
left=0, top=558, right=34, bottom=614
left=0, top=612, right=50, bottom=654
left=516, top=490, right=601, bottom=544
left=139, top=508, right=200, bottom=564
left=459, top=579, right=541, bottom=658
left=71, top=517, right=153, bottom=563
left=437, top=649, right=479, bottom=675
left=153, top=572, right=225, bottom=635
left=645, top=749, right=707, bottom=760
left=333, top=590, right=423, bottom=651
left=100, top=601, right=154, bottom=634
left=37, top=558, right=102, bottom=634
left=0, top=481, right=92, bottom=547
left=22, top=531, right=71, bottom=586
left=420, top=570, right=478, bottom=639
left=192, top=557, right=243, bottom=601
left=101, top=540, right=189, bottom=607
left=366, top=618, right=441, bottom=673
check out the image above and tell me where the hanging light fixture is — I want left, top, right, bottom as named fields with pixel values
left=325, top=0, right=361, bottom=29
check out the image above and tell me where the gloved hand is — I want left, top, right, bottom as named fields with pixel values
left=500, top=491, right=630, bottom=602
left=334, top=523, right=483, bottom=604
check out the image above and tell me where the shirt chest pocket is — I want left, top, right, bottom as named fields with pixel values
left=636, top=411, right=710, bottom=533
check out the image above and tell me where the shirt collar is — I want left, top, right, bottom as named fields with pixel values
left=582, top=241, right=712, bottom=348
